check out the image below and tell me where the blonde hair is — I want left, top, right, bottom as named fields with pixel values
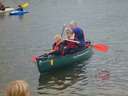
left=66, top=20, right=78, bottom=30
left=54, top=34, right=62, bottom=43
left=5, top=80, right=30, bottom=96
left=64, top=27, right=73, bottom=34
left=69, top=20, right=78, bottom=25
left=54, top=34, right=62, bottom=39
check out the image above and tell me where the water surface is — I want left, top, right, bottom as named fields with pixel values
left=0, top=0, right=128, bottom=96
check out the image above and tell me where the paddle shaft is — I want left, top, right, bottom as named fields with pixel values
left=61, top=24, right=66, bottom=38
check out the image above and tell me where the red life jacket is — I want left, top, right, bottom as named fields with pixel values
left=52, top=42, right=64, bottom=56
left=66, top=39, right=78, bottom=48
left=52, top=42, right=60, bottom=51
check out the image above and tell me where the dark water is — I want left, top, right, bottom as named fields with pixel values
left=0, top=0, right=128, bottom=96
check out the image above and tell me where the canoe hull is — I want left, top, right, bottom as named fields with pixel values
left=36, top=47, right=93, bottom=73
left=9, top=10, right=28, bottom=15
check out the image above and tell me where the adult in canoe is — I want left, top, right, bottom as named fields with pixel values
left=68, top=21, right=86, bottom=47
left=16, top=5, right=24, bottom=11
left=63, top=27, right=81, bottom=55
left=0, top=2, right=5, bottom=11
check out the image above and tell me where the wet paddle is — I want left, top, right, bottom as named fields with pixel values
left=32, top=55, right=37, bottom=63
left=93, top=43, right=109, bottom=53
left=11, top=0, right=29, bottom=8
left=61, top=24, right=66, bottom=38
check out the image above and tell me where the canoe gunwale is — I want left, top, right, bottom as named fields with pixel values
left=9, top=9, right=29, bottom=15
left=37, top=47, right=90, bottom=61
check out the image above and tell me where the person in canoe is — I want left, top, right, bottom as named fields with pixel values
left=62, top=27, right=80, bottom=54
left=48, top=34, right=64, bottom=56
left=0, top=2, right=5, bottom=11
left=68, top=21, right=86, bottom=47
left=16, top=5, right=23, bottom=11
left=38, top=34, right=64, bottom=58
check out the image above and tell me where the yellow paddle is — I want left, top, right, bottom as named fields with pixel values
left=20, top=2, right=29, bottom=8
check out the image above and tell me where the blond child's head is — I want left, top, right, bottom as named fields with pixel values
left=65, top=28, right=74, bottom=39
left=5, top=80, right=30, bottom=96
left=54, top=34, right=62, bottom=43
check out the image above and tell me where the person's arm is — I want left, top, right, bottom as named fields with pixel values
left=48, top=43, right=56, bottom=54
left=65, top=39, right=80, bottom=44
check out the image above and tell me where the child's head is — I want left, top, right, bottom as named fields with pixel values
left=18, top=5, right=22, bottom=8
left=6, top=80, right=30, bottom=96
left=65, top=28, right=74, bottom=39
left=54, top=34, right=62, bottom=43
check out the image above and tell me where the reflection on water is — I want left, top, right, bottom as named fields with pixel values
left=97, top=70, right=110, bottom=80
left=0, top=14, right=6, bottom=19
left=38, top=62, right=88, bottom=95
left=18, top=15, right=24, bottom=20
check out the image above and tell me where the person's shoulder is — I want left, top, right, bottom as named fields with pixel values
left=73, top=27, right=83, bottom=33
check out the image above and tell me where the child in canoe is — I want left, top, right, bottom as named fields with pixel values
left=48, top=34, right=64, bottom=56
left=49, top=31, right=79, bottom=56
left=38, top=34, right=64, bottom=58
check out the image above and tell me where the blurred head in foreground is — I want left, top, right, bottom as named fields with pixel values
left=5, top=80, right=31, bottom=96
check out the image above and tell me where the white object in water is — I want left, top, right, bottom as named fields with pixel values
left=0, top=8, right=14, bottom=14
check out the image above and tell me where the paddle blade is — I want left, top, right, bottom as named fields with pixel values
left=32, top=55, right=37, bottom=63
left=20, top=2, right=29, bottom=8
left=93, top=43, right=109, bottom=53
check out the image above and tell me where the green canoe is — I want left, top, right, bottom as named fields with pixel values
left=35, top=47, right=93, bottom=73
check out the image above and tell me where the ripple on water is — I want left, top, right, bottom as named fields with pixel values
left=37, top=61, right=90, bottom=96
